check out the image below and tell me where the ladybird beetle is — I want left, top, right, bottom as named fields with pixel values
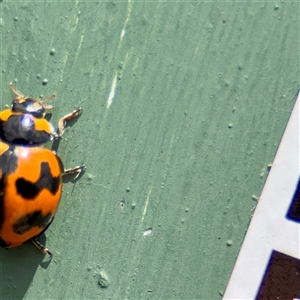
left=0, top=84, right=85, bottom=257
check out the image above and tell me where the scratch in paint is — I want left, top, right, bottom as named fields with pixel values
left=73, top=33, right=84, bottom=64
left=107, top=52, right=130, bottom=108
left=107, top=72, right=118, bottom=108
left=140, top=187, right=152, bottom=225
left=119, top=0, right=133, bottom=43
left=106, top=0, right=133, bottom=108
left=60, top=51, right=69, bottom=82
left=120, top=28, right=126, bottom=41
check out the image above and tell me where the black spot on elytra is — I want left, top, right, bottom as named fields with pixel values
left=31, top=216, right=54, bottom=240
left=0, top=145, right=18, bottom=230
left=1, top=115, right=51, bottom=145
left=15, top=161, right=61, bottom=199
left=0, top=177, right=5, bottom=230
left=0, top=119, right=5, bottom=141
left=0, top=144, right=18, bottom=175
left=0, top=237, right=10, bottom=248
left=13, top=211, right=52, bottom=234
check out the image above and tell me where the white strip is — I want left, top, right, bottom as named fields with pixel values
left=224, top=91, right=300, bottom=299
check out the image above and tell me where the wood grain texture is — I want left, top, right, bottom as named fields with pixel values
left=0, top=1, right=298, bottom=299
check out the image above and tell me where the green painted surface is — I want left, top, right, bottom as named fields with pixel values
left=0, top=1, right=298, bottom=299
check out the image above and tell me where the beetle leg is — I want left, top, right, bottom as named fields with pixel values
left=9, top=83, right=25, bottom=101
left=32, top=239, right=53, bottom=258
left=57, top=108, right=82, bottom=138
left=63, top=164, right=86, bottom=179
left=10, top=83, right=55, bottom=110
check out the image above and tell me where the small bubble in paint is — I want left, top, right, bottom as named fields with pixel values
left=42, top=79, right=48, bottom=85
left=98, top=270, right=109, bottom=288
left=143, top=228, right=153, bottom=237
left=226, top=240, right=233, bottom=246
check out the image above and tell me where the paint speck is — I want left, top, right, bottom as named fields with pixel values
left=228, top=122, right=233, bottom=128
left=98, top=270, right=109, bottom=288
left=126, top=187, right=130, bottom=192
left=260, top=168, right=266, bottom=177
left=274, top=4, right=279, bottom=10
left=42, top=78, right=48, bottom=85
left=143, top=228, right=152, bottom=237
left=87, top=173, right=94, bottom=181
left=117, top=71, right=122, bottom=80
left=226, top=240, right=233, bottom=246
left=120, top=200, right=125, bottom=208
left=50, top=48, right=56, bottom=55
left=118, top=62, right=123, bottom=69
